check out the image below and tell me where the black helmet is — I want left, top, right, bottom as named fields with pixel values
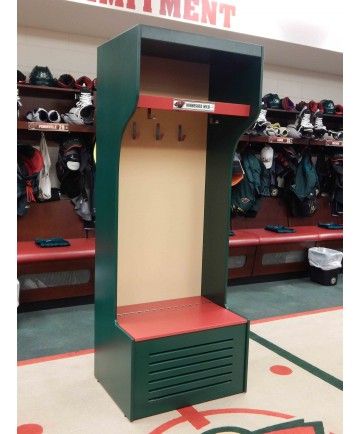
left=319, top=99, right=335, bottom=114
left=17, top=70, right=26, bottom=83
left=262, top=93, right=281, bottom=109
left=29, top=66, right=55, bottom=86
left=56, top=137, right=84, bottom=198
left=60, top=138, right=83, bottom=169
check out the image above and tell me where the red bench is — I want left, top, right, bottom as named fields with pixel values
left=17, top=200, right=95, bottom=303
left=17, top=238, right=95, bottom=303
left=229, top=226, right=342, bottom=247
left=228, top=197, right=343, bottom=280
left=17, top=198, right=342, bottom=301
left=117, top=296, right=247, bottom=341
left=17, top=238, right=95, bottom=264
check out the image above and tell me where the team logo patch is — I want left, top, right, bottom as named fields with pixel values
left=174, top=100, right=185, bottom=109
left=241, top=197, right=251, bottom=204
left=173, top=99, right=215, bottom=112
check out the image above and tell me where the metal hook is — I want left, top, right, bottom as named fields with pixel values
left=132, top=122, right=138, bottom=140
left=155, top=123, right=163, bottom=140
left=178, top=124, right=186, bottom=142
left=147, top=108, right=156, bottom=120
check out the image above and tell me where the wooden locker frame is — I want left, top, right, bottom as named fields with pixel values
left=95, top=25, right=263, bottom=420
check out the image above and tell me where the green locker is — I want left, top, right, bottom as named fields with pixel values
left=95, top=25, right=263, bottom=421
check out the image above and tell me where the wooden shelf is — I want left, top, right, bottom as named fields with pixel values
left=242, top=135, right=301, bottom=145
left=323, top=113, right=343, bottom=119
left=137, top=94, right=250, bottom=117
left=267, top=108, right=299, bottom=115
left=239, top=134, right=342, bottom=147
left=18, top=83, right=91, bottom=94
left=16, top=83, right=96, bottom=94
left=267, top=107, right=343, bottom=121
left=17, top=83, right=96, bottom=100
left=310, top=138, right=343, bottom=147
left=17, top=120, right=95, bottom=134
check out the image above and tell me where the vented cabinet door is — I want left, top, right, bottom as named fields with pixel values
left=131, top=324, right=248, bottom=419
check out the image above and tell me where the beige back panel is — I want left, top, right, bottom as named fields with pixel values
left=117, top=57, right=209, bottom=306
left=141, top=56, right=209, bottom=99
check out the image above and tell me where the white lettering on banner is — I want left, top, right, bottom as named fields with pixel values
left=68, top=0, right=237, bottom=30
left=173, top=99, right=215, bottom=112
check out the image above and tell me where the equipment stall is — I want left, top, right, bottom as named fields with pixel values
left=95, top=25, right=263, bottom=421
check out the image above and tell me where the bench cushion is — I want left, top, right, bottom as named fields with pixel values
left=17, top=238, right=95, bottom=264
left=229, top=229, right=260, bottom=247
left=316, top=227, right=343, bottom=240
left=229, top=225, right=342, bottom=247
left=117, top=296, right=247, bottom=341
left=253, top=226, right=319, bottom=245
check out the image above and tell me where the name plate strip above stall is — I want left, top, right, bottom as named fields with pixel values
left=27, top=122, right=69, bottom=132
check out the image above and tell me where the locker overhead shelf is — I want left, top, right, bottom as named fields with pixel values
left=137, top=94, right=250, bottom=117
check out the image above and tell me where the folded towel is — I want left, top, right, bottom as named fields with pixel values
left=35, top=238, right=70, bottom=247
left=265, top=225, right=295, bottom=233
left=318, top=222, right=343, bottom=230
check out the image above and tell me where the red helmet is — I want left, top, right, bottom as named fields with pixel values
left=280, top=97, right=295, bottom=111
left=308, top=100, right=320, bottom=113
left=75, top=76, right=93, bottom=90
left=57, top=74, right=76, bottom=89
left=335, top=104, right=343, bottom=115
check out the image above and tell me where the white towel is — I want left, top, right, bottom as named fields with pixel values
left=38, top=132, right=52, bottom=200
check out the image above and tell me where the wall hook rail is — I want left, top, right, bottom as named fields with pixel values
left=178, top=124, right=186, bottom=142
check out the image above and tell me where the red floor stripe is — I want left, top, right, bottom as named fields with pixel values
left=17, top=348, right=94, bottom=366
left=177, top=406, right=210, bottom=429
left=251, top=306, right=342, bottom=325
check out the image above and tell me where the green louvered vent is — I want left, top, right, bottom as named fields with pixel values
left=147, top=338, right=235, bottom=401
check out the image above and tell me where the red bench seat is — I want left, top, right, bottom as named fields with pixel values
left=317, top=227, right=343, bottom=240
left=117, top=296, right=247, bottom=341
left=17, top=238, right=96, bottom=303
left=254, top=226, right=320, bottom=244
left=17, top=238, right=95, bottom=264
left=229, top=229, right=260, bottom=247
left=229, top=226, right=342, bottom=247
left=228, top=197, right=342, bottom=279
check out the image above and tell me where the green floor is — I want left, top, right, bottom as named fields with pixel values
left=17, top=303, right=94, bottom=361
left=17, top=275, right=342, bottom=361
left=227, top=274, right=342, bottom=320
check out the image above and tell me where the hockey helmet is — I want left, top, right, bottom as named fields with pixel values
left=29, top=66, right=55, bottom=86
